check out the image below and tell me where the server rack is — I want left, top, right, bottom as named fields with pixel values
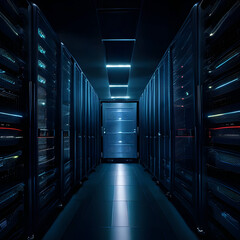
left=87, top=82, right=91, bottom=173
left=201, top=0, right=240, bottom=239
left=30, top=4, right=60, bottom=235
left=171, top=4, right=202, bottom=228
left=75, top=64, right=84, bottom=183
left=150, top=77, right=155, bottom=175
left=158, top=51, right=172, bottom=190
left=59, top=44, right=75, bottom=203
left=0, top=0, right=29, bottom=239
left=153, top=69, right=158, bottom=179
left=83, top=75, right=88, bottom=179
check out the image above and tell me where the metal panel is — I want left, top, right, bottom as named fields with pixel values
left=103, top=102, right=137, bottom=159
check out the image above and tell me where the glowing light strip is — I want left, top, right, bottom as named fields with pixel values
left=111, top=96, right=130, bottom=99
left=0, top=112, right=23, bottom=118
left=215, top=78, right=238, bottom=89
left=0, top=69, right=6, bottom=74
left=209, top=126, right=240, bottom=130
left=215, top=52, right=239, bottom=69
left=109, top=85, right=128, bottom=88
left=0, top=127, right=22, bottom=131
left=106, top=65, right=131, bottom=68
left=208, top=110, right=240, bottom=118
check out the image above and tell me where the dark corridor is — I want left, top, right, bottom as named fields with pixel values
left=0, top=0, right=239, bottom=239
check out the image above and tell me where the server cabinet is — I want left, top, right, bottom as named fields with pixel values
left=60, top=44, right=75, bottom=202
left=30, top=4, right=60, bottom=235
left=75, top=64, right=83, bottom=183
left=83, top=76, right=88, bottom=178
left=171, top=4, right=201, bottom=227
left=150, top=77, right=155, bottom=175
left=201, top=0, right=240, bottom=238
left=143, top=89, right=148, bottom=167
left=158, top=51, right=172, bottom=190
left=87, top=82, right=91, bottom=173
left=0, top=1, right=29, bottom=239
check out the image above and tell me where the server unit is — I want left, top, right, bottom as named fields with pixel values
left=60, top=44, right=75, bottom=202
left=30, top=3, right=61, bottom=235
left=201, top=0, right=240, bottom=239
left=0, top=0, right=29, bottom=239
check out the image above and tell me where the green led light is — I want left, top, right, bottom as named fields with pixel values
left=38, top=28, right=46, bottom=39
left=38, top=60, right=46, bottom=69
left=38, top=75, right=46, bottom=84
left=38, top=45, right=46, bottom=54
left=186, top=92, right=189, bottom=96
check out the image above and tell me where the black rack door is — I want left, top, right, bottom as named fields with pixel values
left=201, top=0, right=240, bottom=238
left=31, top=4, right=60, bottom=233
left=171, top=4, right=199, bottom=223
left=60, top=45, right=74, bottom=202
left=0, top=1, right=29, bottom=239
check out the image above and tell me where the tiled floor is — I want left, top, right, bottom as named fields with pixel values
left=43, top=164, right=198, bottom=240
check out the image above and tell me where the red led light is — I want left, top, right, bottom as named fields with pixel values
left=182, top=98, right=184, bottom=100
left=181, top=76, right=183, bottom=78
left=181, top=86, right=184, bottom=88
left=181, top=65, right=184, bottom=68
left=0, top=127, right=22, bottom=131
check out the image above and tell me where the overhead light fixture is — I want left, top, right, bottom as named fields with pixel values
left=106, top=64, right=131, bottom=68
left=111, top=96, right=130, bottom=99
left=109, top=85, right=128, bottom=88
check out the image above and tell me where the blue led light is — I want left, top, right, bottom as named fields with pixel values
left=0, top=112, right=23, bottom=118
left=216, top=52, right=239, bottom=69
left=0, top=69, right=6, bottom=74
left=38, top=28, right=46, bottom=39
left=38, top=60, right=46, bottom=69
left=208, top=110, right=240, bottom=118
left=215, top=78, right=238, bottom=90
left=38, top=75, right=46, bottom=84
left=38, top=45, right=46, bottom=54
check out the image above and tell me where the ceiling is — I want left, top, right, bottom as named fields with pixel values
left=33, top=0, right=198, bottom=100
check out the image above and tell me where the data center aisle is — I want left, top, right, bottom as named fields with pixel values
left=43, top=164, right=197, bottom=240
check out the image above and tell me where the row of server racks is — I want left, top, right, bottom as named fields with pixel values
left=0, top=0, right=101, bottom=239
left=139, top=0, right=240, bottom=239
